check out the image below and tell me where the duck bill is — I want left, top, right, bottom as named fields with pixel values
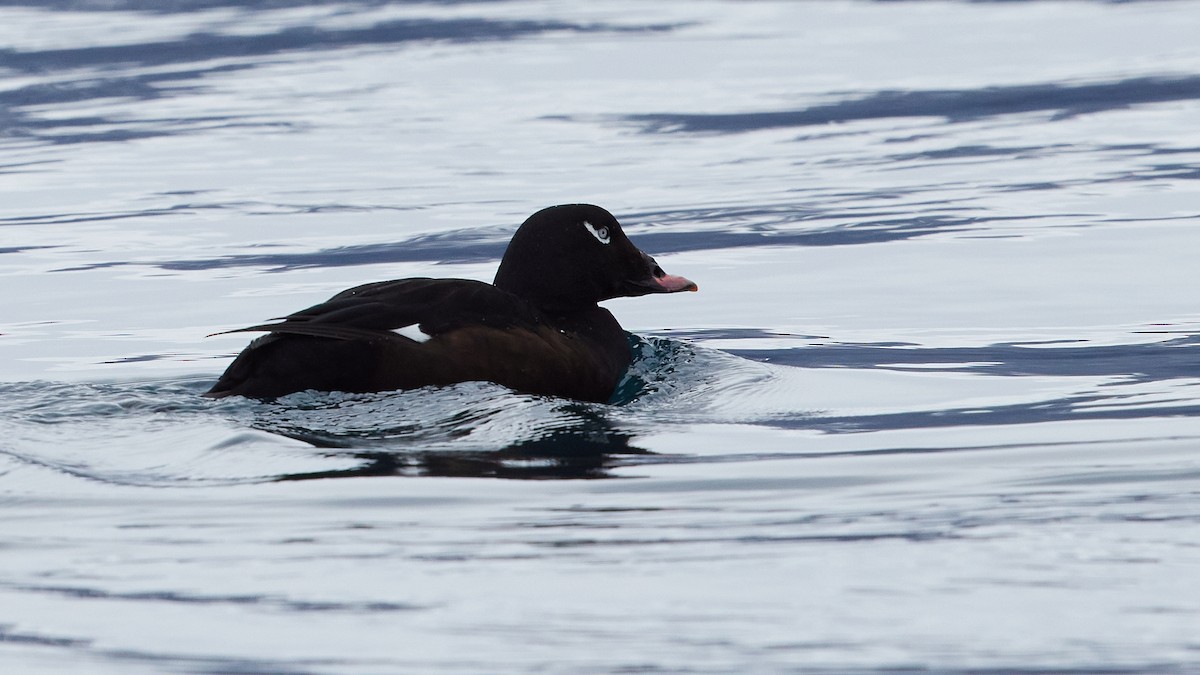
left=623, top=250, right=698, bottom=296
left=645, top=271, right=698, bottom=293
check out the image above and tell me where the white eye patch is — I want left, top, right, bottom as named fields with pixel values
left=583, top=220, right=611, bottom=245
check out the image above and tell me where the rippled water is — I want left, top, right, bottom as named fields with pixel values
left=3, top=1, right=1200, bottom=672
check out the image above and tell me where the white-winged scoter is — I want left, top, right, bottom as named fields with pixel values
left=205, top=204, right=697, bottom=402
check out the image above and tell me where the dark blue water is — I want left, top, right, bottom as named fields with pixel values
left=3, top=1, right=1200, bottom=672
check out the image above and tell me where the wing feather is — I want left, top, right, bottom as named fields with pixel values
left=212, top=278, right=544, bottom=343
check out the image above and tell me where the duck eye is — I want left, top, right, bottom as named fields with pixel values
left=583, top=221, right=611, bottom=245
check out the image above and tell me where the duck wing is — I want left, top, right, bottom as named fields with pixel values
left=214, top=278, right=545, bottom=343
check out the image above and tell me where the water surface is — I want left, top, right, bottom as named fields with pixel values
left=3, top=1, right=1200, bottom=672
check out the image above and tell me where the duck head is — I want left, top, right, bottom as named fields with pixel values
left=493, top=204, right=698, bottom=312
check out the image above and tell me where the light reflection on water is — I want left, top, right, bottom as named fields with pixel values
left=2, top=1, right=1200, bottom=672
